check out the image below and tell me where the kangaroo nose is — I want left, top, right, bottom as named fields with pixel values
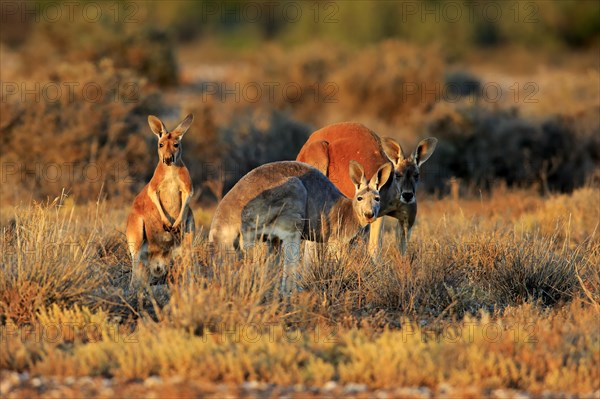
left=364, top=211, right=374, bottom=219
left=402, top=192, right=414, bottom=202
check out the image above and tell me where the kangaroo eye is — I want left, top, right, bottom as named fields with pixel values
left=357, top=196, right=363, bottom=201
left=375, top=196, right=380, bottom=202
left=159, top=143, right=164, bottom=148
left=174, top=143, right=179, bottom=148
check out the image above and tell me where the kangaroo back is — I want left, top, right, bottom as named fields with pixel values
left=296, top=122, right=390, bottom=199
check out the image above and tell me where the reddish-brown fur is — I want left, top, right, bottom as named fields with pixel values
left=297, top=122, right=388, bottom=198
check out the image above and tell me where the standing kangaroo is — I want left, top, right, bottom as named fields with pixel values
left=209, top=160, right=392, bottom=293
left=296, top=122, right=437, bottom=255
left=126, top=114, right=195, bottom=287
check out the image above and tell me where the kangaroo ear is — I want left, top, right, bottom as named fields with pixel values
left=381, top=137, right=405, bottom=168
left=348, top=160, right=367, bottom=192
left=148, top=115, right=167, bottom=138
left=172, top=114, right=194, bottom=138
left=414, top=137, right=438, bottom=166
left=370, top=162, right=393, bottom=191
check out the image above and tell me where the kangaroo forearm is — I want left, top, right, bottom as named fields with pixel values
left=149, top=189, right=169, bottom=222
left=174, top=191, right=192, bottom=225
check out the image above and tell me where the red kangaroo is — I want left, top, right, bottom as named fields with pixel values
left=297, top=122, right=437, bottom=255
left=126, top=114, right=195, bottom=286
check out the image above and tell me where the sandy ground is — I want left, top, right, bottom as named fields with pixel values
left=3, top=371, right=598, bottom=399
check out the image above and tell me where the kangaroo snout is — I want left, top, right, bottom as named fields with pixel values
left=163, top=155, right=175, bottom=165
left=401, top=192, right=414, bottom=203
left=150, top=261, right=167, bottom=278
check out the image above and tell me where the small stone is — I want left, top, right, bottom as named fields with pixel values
left=216, top=383, right=229, bottom=391
left=418, top=386, right=432, bottom=398
left=438, top=383, right=453, bottom=396
left=99, top=388, right=114, bottom=397
left=19, top=372, right=30, bottom=383
left=64, top=376, right=75, bottom=386
left=167, top=375, right=184, bottom=385
left=143, top=376, right=163, bottom=388
left=44, top=389, right=63, bottom=399
left=31, top=377, right=43, bottom=388
left=491, top=389, right=510, bottom=399
left=241, top=380, right=260, bottom=390
left=395, top=387, right=431, bottom=398
left=78, top=376, right=94, bottom=387
left=375, top=389, right=389, bottom=399
left=0, top=372, right=20, bottom=395
left=322, top=381, right=338, bottom=392
left=292, top=384, right=305, bottom=392
left=344, top=383, right=368, bottom=394
left=308, top=386, right=321, bottom=394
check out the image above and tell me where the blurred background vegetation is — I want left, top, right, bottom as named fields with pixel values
left=0, top=0, right=598, bottom=207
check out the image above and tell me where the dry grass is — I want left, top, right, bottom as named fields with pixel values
left=1, top=187, right=598, bottom=395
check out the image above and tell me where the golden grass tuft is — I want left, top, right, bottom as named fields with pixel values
left=0, top=199, right=109, bottom=324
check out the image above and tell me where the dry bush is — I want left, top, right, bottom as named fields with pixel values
left=0, top=58, right=164, bottom=206
left=226, top=40, right=443, bottom=127
left=165, top=241, right=283, bottom=335
left=333, top=40, right=444, bottom=125
left=15, top=6, right=178, bottom=86
left=234, top=41, right=348, bottom=125
left=456, top=232, right=581, bottom=308
left=518, top=187, right=600, bottom=245
left=300, top=218, right=594, bottom=319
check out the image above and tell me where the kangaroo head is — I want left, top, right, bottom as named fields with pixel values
left=382, top=137, right=437, bottom=205
left=148, top=253, right=170, bottom=279
left=348, top=160, right=393, bottom=226
left=148, top=114, right=194, bottom=166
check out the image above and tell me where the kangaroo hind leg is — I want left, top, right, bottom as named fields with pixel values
left=126, top=211, right=146, bottom=288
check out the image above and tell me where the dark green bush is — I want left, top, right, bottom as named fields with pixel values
left=424, top=106, right=600, bottom=194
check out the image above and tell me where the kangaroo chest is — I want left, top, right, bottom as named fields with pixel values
left=393, top=202, right=417, bottom=229
left=157, top=174, right=182, bottom=219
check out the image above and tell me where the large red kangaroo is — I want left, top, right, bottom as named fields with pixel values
left=297, top=122, right=437, bottom=255
left=126, top=114, right=195, bottom=287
